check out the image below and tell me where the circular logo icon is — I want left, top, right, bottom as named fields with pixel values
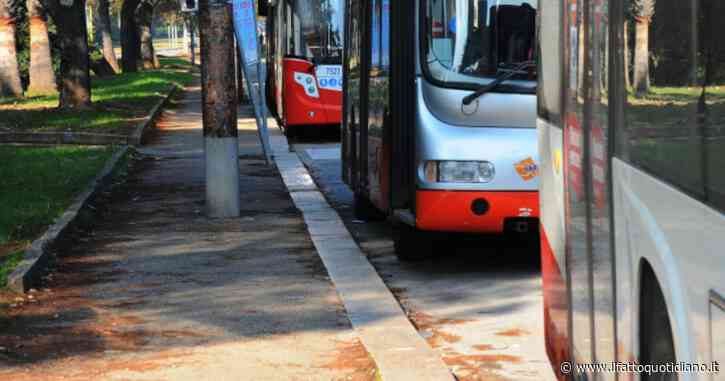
left=560, top=361, right=572, bottom=375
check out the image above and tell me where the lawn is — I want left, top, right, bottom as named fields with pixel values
left=0, top=57, right=195, bottom=135
left=0, top=146, right=117, bottom=287
left=625, top=85, right=725, bottom=211
left=627, top=86, right=725, bottom=133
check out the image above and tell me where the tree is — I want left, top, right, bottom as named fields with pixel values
left=185, top=14, right=196, bottom=64
left=632, top=0, right=654, bottom=96
left=94, top=0, right=119, bottom=72
left=27, top=0, right=57, bottom=94
left=44, top=0, right=92, bottom=108
left=623, top=19, right=631, bottom=90
left=136, top=0, right=157, bottom=69
left=199, top=0, right=240, bottom=217
left=0, top=0, right=24, bottom=97
left=121, top=0, right=141, bottom=72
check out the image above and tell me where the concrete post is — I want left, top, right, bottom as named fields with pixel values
left=199, top=0, right=240, bottom=218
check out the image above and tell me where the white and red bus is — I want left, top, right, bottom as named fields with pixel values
left=343, top=0, right=541, bottom=260
left=538, top=0, right=724, bottom=379
left=261, top=0, right=344, bottom=138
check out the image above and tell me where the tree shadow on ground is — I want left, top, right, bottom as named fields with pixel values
left=0, top=143, right=380, bottom=370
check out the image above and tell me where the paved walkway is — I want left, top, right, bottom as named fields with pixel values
left=272, top=138, right=455, bottom=381
left=0, top=83, right=376, bottom=381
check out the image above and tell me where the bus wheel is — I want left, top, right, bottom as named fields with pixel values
left=354, top=193, right=384, bottom=221
left=285, top=125, right=298, bottom=140
left=393, top=224, right=434, bottom=261
left=640, top=266, right=677, bottom=381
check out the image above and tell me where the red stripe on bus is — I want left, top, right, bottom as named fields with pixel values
left=541, top=226, right=571, bottom=380
left=415, top=190, right=539, bottom=233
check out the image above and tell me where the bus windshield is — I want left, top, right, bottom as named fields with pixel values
left=291, top=0, right=344, bottom=64
left=424, top=0, right=537, bottom=90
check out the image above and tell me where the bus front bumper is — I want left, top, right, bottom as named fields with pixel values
left=415, top=190, right=540, bottom=233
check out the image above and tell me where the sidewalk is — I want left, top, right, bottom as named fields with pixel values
left=0, top=83, right=376, bottom=381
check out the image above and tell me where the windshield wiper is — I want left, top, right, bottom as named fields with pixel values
left=462, top=61, right=536, bottom=106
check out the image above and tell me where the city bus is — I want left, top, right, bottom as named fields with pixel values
left=261, top=0, right=344, bottom=138
left=343, top=0, right=540, bottom=260
left=537, top=0, right=725, bottom=378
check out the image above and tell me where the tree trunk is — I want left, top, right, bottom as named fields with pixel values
left=199, top=0, right=240, bottom=217
left=85, top=2, right=92, bottom=44
left=689, top=1, right=698, bottom=86
left=151, top=22, right=159, bottom=67
left=633, top=17, right=651, bottom=96
left=188, top=19, right=196, bottom=65
left=121, top=0, right=141, bottom=72
left=199, top=1, right=237, bottom=138
left=53, top=0, right=92, bottom=108
left=94, top=0, right=119, bottom=73
left=623, top=19, right=631, bottom=90
left=136, top=0, right=157, bottom=69
left=0, top=0, right=23, bottom=97
left=28, top=0, right=58, bottom=94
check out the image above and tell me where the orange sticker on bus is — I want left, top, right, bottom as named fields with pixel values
left=515, top=157, right=539, bottom=181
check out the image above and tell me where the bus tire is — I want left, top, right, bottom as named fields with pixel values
left=353, top=193, right=384, bottom=221
left=640, top=265, right=677, bottom=381
left=393, top=224, right=434, bottom=261
left=285, top=125, right=297, bottom=140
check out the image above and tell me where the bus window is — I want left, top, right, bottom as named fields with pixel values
left=536, top=0, right=561, bottom=125
left=700, top=0, right=725, bottom=212
left=423, top=0, right=537, bottom=90
left=371, top=0, right=380, bottom=68
left=290, top=0, right=344, bottom=63
left=616, top=0, right=725, bottom=214
left=380, top=0, right=390, bottom=70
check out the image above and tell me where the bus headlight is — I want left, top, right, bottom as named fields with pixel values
left=426, top=161, right=495, bottom=183
left=293, top=72, right=320, bottom=98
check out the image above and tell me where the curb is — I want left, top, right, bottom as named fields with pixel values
left=0, top=84, right=178, bottom=147
left=271, top=135, right=455, bottom=381
left=6, top=147, right=131, bottom=293
left=130, top=84, right=179, bottom=145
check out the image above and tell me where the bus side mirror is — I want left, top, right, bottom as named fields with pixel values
left=258, top=0, right=269, bottom=16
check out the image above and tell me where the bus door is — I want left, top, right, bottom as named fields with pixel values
left=562, top=0, right=617, bottom=376
left=544, top=0, right=725, bottom=376
left=344, top=0, right=416, bottom=213
left=343, top=0, right=370, bottom=192
left=342, top=0, right=357, bottom=186
left=364, top=0, right=391, bottom=211
left=388, top=0, right=416, bottom=212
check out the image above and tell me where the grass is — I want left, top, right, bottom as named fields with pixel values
left=625, top=85, right=725, bottom=211
left=627, top=86, right=725, bottom=130
left=0, top=251, right=24, bottom=288
left=0, top=146, right=117, bottom=287
left=0, top=57, right=195, bottom=135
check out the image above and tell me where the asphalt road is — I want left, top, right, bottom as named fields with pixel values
left=292, top=141, right=556, bottom=381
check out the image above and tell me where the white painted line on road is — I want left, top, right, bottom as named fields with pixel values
left=271, top=135, right=454, bottom=381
